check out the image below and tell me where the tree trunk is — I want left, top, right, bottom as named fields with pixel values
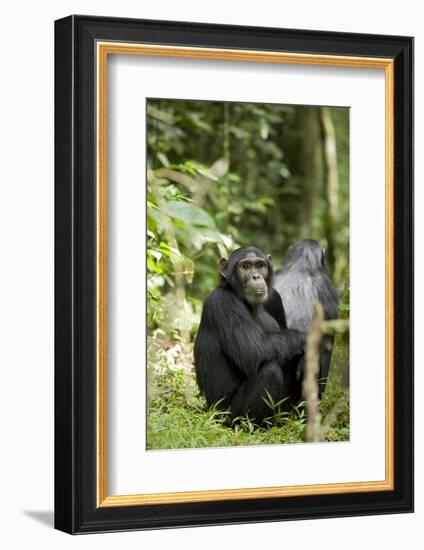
left=319, top=107, right=339, bottom=277
left=329, top=270, right=350, bottom=388
left=283, top=107, right=321, bottom=239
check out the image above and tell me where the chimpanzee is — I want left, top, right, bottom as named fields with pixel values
left=273, top=239, right=340, bottom=398
left=194, top=247, right=304, bottom=423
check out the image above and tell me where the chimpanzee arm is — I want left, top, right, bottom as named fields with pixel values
left=202, top=288, right=304, bottom=381
left=265, top=288, right=288, bottom=330
left=265, top=288, right=305, bottom=363
left=200, top=288, right=268, bottom=381
left=268, top=330, right=305, bottom=367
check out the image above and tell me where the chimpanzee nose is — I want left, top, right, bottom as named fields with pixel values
left=252, top=273, right=260, bottom=280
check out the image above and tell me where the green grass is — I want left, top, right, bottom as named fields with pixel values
left=147, top=360, right=349, bottom=450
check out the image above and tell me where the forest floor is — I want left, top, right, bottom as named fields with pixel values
left=147, top=341, right=350, bottom=450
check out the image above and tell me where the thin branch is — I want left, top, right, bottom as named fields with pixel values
left=304, top=303, right=324, bottom=442
left=304, top=303, right=349, bottom=443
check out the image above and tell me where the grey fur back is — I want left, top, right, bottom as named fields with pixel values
left=274, top=240, right=339, bottom=333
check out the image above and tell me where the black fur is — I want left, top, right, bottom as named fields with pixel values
left=194, top=247, right=304, bottom=423
left=274, top=239, right=340, bottom=398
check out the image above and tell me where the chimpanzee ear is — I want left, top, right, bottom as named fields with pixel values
left=267, top=254, right=272, bottom=263
left=219, top=256, right=229, bottom=278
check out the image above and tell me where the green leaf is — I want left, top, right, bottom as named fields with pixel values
left=157, top=152, right=169, bottom=167
left=163, top=201, right=215, bottom=228
left=148, top=249, right=162, bottom=262
left=259, top=119, right=269, bottom=140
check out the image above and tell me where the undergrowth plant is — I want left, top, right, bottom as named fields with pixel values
left=147, top=361, right=349, bottom=450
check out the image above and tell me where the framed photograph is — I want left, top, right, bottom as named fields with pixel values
left=54, top=15, right=413, bottom=534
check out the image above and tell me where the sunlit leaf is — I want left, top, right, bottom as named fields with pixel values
left=163, top=201, right=215, bottom=228
left=157, top=152, right=169, bottom=167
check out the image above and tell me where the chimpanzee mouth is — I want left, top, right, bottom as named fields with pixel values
left=245, top=288, right=268, bottom=303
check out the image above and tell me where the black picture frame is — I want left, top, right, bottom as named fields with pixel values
left=55, top=14, right=414, bottom=534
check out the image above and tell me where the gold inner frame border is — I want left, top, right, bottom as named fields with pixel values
left=96, top=42, right=394, bottom=508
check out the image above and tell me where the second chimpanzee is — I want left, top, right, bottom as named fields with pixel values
left=194, top=247, right=304, bottom=423
left=274, top=239, right=340, bottom=398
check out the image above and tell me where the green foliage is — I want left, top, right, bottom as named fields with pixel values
left=163, top=200, right=216, bottom=228
left=147, top=362, right=349, bottom=449
left=147, top=99, right=349, bottom=314
left=319, top=383, right=350, bottom=442
left=146, top=99, right=350, bottom=449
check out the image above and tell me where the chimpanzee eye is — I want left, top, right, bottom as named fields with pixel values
left=256, top=261, right=266, bottom=269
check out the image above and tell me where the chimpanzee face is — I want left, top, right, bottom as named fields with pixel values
left=236, top=252, right=269, bottom=305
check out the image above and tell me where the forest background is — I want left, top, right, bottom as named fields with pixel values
left=146, top=99, right=350, bottom=449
